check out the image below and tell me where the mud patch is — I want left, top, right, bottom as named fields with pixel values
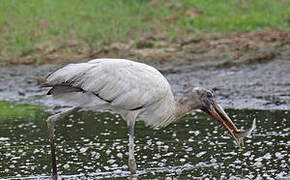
left=0, top=56, right=289, bottom=110
left=0, top=30, right=289, bottom=110
left=93, top=30, right=289, bottom=66
left=216, top=50, right=276, bottom=68
left=2, top=30, right=289, bottom=66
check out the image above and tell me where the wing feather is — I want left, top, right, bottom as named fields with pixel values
left=45, top=59, right=173, bottom=111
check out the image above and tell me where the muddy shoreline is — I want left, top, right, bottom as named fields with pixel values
left=0, top=55, right=289, bottom=110
left=0, top=30, right=289, bottom=110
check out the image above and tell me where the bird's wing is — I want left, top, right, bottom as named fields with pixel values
left=45, top=59, right=173, bottom=110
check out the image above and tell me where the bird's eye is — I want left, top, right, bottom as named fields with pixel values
left=207, top=92, right=213, bottom=98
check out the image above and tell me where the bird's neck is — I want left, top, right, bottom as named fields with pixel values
left=149, top=96, right=191, bottom=128
left=173, top=101, right=192, bottom=120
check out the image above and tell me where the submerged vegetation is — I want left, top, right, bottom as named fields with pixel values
left=0, top=101, right=45, bottom=121
left=0, top=0, right=289, bottom=64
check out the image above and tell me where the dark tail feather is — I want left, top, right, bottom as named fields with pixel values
left=46, top=85, right=85, bottom=95
left=40, top=83, right=53, bottom=88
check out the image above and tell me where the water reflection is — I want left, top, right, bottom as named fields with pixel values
left=0, top=107, right=289, bottom=179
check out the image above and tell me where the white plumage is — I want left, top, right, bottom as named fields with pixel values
left=44, top=58, right=249, bottom=177
left=45, top=58, right=176, bottom=128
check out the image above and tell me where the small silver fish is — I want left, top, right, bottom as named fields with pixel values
left=234, top=119, right=256, bottom=149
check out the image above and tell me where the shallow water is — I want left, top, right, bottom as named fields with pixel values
left=0, top=103, right=289, bottom=179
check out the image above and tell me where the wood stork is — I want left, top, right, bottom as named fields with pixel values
left=42, top=58, right=254, bottom=179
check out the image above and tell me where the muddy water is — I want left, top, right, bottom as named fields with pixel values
left=0, top=103, right=289, bottom=179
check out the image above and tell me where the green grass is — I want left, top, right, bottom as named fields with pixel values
left=0, top=101, right=45, bottom=121
left=179, top=0, right=290, bottom=33
left=0, top=0, right=289, bottom=63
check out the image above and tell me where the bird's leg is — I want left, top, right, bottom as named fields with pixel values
left=128, top=122, right=137, bottom=174
left=46, top=107, right=79, bottom=179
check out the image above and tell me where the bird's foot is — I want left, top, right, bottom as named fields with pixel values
left=52, top=174, right=58, bottom=180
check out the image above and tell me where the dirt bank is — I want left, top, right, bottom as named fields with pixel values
left=0, top=30, right=289, bottom=110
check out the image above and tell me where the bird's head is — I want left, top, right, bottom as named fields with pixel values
left=179, top=87, right=240, bottom=143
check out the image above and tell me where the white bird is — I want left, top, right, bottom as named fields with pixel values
left=42, top=58, right=250, bottom=179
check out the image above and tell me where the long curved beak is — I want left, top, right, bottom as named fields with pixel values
left=202, top=101, right=241, bottom=147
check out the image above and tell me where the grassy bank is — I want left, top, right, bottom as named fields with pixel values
left=0, top=0, right=289, bottom=64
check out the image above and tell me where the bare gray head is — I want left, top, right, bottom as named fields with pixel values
left=178, top=87, right=214, bottom=110
left=178, top=87, right=241, bottom=144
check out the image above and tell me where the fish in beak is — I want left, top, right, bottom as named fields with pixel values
left=201, top=98, right=256, bottom=149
